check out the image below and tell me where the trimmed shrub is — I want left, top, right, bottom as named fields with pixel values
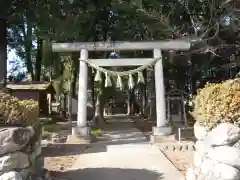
left=0, top=91, right=39, bottom=126
left=192, top=78, right=240, bottom=129
left=19, top=100, right=39, bottom=125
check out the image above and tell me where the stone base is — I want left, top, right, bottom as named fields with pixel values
left=150, top=134, right=176, bottom=143
left=72, top=126, right=91, bottom=136
left=152, top=126, right=172, bottom=136
left=67, top=135, right=92, bottom=144
left=70, top=126, right=93, bottom=143
left=151, top=126, right=172, bottom=143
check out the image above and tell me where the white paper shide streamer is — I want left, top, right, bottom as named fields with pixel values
left=128, top=74, right=135, bottom=89
left=94, top=70, right=102, bottom=82
left=104, top=72, right=112, bottom=87
left=81, top=56, right=161, bottom=90
left=137, top=71, right=145, bottom=84
left=116, top=75, right=123, bottom=90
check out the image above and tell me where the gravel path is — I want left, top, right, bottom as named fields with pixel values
left=60, top=120, right=184, bottom=180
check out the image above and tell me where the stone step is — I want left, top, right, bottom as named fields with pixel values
left=155, top=142, right=195, bottom=151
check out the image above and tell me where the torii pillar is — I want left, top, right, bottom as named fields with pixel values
left=152, top=48, right=172, bottom=136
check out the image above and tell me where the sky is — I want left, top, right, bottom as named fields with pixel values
left=7, top=49, right=27, bottom=77
left=7, top=48, right=118, bottom=77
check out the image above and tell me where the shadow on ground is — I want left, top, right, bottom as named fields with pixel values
left=42, top=136, right=147, bottom=157
left=43, top=119, right=149, bottom=157
left=42, top=129, right=148, bottom=157
left=42, top=144, right=89, bottom=157
left=50, top=168, right=164, bottom=180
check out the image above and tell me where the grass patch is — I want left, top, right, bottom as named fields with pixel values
left=41, top=116, right=68, bottom=133
left=40, top=117, right=102, bottom=139
left=41, top=120, right=69, bottom=140
left=41, top=123, right=61, bottom=140
left=43, top=123, right=63, bottom=133
left=91, top=128, right=102, bottom=137
left=40, top=117, right=53, bottom=124
left=42, top=132, right=51, bottom=140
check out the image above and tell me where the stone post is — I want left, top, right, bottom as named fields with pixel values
left=72, top=49, right=91, bottom=138
left=152, top=49, right=172, bottom=136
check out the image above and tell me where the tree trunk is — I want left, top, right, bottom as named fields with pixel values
left=72, top=59, right=79, bottom=98
left=68, top=81, right=73, bottom=130
left=53, top=55, right=63, bottom=103
left=127, top=90, right=132, bottom=115
left=0, top=17, right=7, bottom=88
left=92, top=80, right=105, bottom=127
left=62, top=93, right=67, bottom=118
left=25, top=20, right=34, bottom=79
left=90, top=69, right=95, bottom=111
left=99, top=81, right=106, bottom=124
left=55, top=81, right=61, bottom=103
left=68, top=54, right=77, bottom=127
left=92, top=92, right=105, bottom=127
left=127, top=87, right=139, bottom=115
left=139, top=84, right=145, bottom=116
left=147, top=69, right=156, bottom=120
left=91, top=51, right=109, bottom=125
left=34, top=38, right=43, bottom=81
left=142, top=70, right=147, bottom=117
left=190, top=59, right=197, bottom=94
left=71, top=53, right=79, bottom=98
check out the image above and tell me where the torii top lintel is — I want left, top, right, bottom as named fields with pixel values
left=52, top=40, right=191, bottom=52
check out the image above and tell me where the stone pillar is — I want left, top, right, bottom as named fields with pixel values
left=47, top=94, right=52, bottom=115
left=72, top=49, right=91, bottom=138
left=152, top=49, right=172, bottom=136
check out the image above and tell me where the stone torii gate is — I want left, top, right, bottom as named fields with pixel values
left=52, top=40, right=191, bottom=139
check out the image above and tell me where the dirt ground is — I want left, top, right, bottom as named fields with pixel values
left=41, top=121, right=89, bottom=176
left=161, top=149, right=194, bottom=173
left=43, top=143, right=88, bottom=172
left=134, top=118, right=194, bottom=174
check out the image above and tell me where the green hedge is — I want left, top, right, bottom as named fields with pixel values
left=0, top=91, right=39, bottom=126
left=192, top=78, right=240, bottom=129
